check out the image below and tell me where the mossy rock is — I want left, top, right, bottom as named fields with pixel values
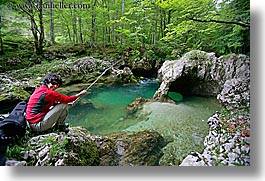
left=10, top=87, right=31, bottom=101
left=16, top=127, right=100, bottom=166
left=63, top=128, right=100, bottom=166
left=108, top=130, right=166, bottom=166
left=0, top=87, right=31, bottom=113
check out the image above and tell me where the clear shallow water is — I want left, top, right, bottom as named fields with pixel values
left=65, top=78, right=159, bottom=135
left=65, top=79, right=222, bottom=165
left=125, top=98, right=221, bottom=165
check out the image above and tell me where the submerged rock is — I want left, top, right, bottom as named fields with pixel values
left=126, top=97, right=149, bottom=114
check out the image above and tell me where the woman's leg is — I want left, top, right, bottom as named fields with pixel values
left=30, top=104, right=68, bottom=132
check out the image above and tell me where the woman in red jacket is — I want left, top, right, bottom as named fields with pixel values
left=26, top=73, right=87, bottom=133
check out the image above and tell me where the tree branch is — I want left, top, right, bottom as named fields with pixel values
left=189, top=17, right=250, bottom=28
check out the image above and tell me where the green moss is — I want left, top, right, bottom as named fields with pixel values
left=76, top=141, right=100, bottom=166
left=64, top=138, right=100, bottom=166
left=10, top=87, right=31, bottom=100
left=186, top=50, right=208, bottom=61
left=44, top=44, right=86, bottom=54
left=216, top=161, right=227, bottom=166
left=130, top=75, right=138, bottom=83
left=0, top=95, right=6, bottom=101
left=50, top=140, right=69, bottom=157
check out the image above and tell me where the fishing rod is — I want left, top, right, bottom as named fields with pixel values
left=72, top=60, right=121, bottom=104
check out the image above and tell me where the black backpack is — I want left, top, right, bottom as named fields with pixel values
left=0, top=101, right=27, bottom=144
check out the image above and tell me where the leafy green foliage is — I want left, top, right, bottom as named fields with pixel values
left=0, top=0, right=250, bottom=70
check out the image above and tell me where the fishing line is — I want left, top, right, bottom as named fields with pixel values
left=72, top=60, right=121, bottom=104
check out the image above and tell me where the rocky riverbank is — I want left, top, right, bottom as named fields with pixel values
left=5, top=127, right=166, bottom=166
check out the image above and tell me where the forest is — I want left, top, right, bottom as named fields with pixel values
left=0, top=0, right=250, bottom=71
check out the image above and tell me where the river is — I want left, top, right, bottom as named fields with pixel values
left=65, top=78, right=221, bottom=165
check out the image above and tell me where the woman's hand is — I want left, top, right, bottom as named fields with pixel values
left=76, top=90, right=87, bottom=97
left=69, top=90, right=88, bottom=106
left=67, top=101, right=75, bottom=106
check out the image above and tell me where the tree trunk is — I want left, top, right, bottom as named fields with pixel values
left=106, top=0, right=111, bottom=45
left=28, top=4, right=39, bottom=55
left=91, top=0, right=97, bottom=47
left=24, top=0, right=44, bottom=55
left=163, top=10, right=166, bottom=38
left=60, top=14, right=72, bottom=42
left=120, top=0, right=125, bottom=45
left=159, top=9, right=163, bottom=39
left=72, top=9, right=78, bottom=44
left=30, top=18, right=39, bottom=54
left=111, top=0, right=117, bottom=45
left=78, top=16, right=83, bottom=44
left=153, top=5, right=158, bottom=46
left=38, top=0, right=44, bottom=54
left=0, top=16, right=4, bottom=55
left=168, top=10, right=172, bottom=24
left=0, top=36, right=3, bottom=55
left=49, top=0, right=55, bottom=45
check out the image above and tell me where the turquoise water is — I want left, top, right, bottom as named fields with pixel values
left=66, top=79, right=221, bottom=136
left=65, top=79, right=222, bottom=165
left=65, top=79, right=159, bottom=135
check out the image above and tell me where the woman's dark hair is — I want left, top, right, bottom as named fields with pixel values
left=42, top=73, right=63, bottom=87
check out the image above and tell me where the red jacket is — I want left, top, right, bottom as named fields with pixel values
left=26, top=85, right=77, bottom=124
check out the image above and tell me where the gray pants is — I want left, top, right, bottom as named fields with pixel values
left=29, top=103, right=68, bottom=132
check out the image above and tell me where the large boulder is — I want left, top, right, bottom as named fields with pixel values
left=153, top=50, right=250, bottom=100
left=0, top=74, right=35, bottom=113
left=107, top=130, right=166, bottom=166
left=180, top=109, right=250, bottom=166
left=20, top=127, right=100, bottom=166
